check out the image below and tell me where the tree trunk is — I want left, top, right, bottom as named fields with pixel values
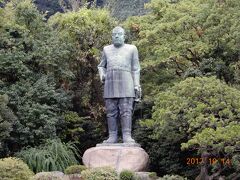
left=195, top=152, right=210, bottom=180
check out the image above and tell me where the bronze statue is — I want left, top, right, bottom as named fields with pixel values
left=98, top=26, right=141, bottom=143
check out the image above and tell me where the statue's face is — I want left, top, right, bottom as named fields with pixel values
left=112, top=27, right=125, bottom=47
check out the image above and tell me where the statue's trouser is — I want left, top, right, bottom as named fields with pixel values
left=104, top=97, right=135, bottom=143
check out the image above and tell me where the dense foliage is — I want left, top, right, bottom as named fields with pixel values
left=64, top=164, right=87, bottom=174
left=119, top=170, right=135, bottom=180
left=158, top=174, right=187, bottom=180
left=0, top=0, right=114, bottom=155
left=124, top=0, right=240, bottom=97
left=106, top=0, right=150, bottom=20
left=0, top=0, right=239, bottom=179
left=139, top=76, right=240, bottom=179
left=0, top=95, right=16, bottom=156
left=0, top=0, right=73, bottom=153
left=81, top=167, right=118, bottom=180
left=123, top=1, right=240, bottom=178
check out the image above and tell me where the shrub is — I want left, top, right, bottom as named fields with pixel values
left=81, top=167, right=118, bottom=180
left=16, top=139, right=80, bottom=173
left=64, top=165, right=87, bottom=174
left=119, top=170, right=135, bottom=180
left=149, top=172, right=158, bottom=179
left=31, top=172, right=64, bottom=180
left=0, top=157, right=34, bottom=180
left=157, top=175, right=187, bottom=180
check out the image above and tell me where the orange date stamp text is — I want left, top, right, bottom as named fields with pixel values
left=186, top=157, right=232, bottom=166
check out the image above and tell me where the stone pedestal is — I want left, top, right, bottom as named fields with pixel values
left=82, top=144, right=149, bottom=172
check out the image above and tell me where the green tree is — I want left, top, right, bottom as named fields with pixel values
left=5, top=76, right=71, bottom=147
left=123, top=3, right=240, bottom=176
left=61, top=111, right=103, bottom=153
left=0, top=95, right=17, bottom=157
left=134, top=120, right=198, bottom=178
left=140, top=76, right=240, bottom=179
left=124, top=0, right=240, bottom=98
left=0, top=0, right=73, bottom=152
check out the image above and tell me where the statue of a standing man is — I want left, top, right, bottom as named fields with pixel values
left=98, top=26, right=141, bottom=144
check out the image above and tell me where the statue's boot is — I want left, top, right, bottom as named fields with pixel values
left=123, top=131, right=135, bottom=143
left=103, top=117, right=118, bottom=143
left=121, top=116, right=135, bottom=143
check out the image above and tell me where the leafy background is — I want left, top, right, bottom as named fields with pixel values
left=0, top=0, right=239, bottom=179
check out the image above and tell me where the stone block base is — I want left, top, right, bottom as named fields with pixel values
left=82, top=145, right=149, bottom=172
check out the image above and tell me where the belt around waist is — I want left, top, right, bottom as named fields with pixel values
left=106, top=67, right=131, bottom=72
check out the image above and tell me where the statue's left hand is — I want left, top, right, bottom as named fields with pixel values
left=134, top=86, right=142, bottom=102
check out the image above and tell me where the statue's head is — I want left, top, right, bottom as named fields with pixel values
left=112, top=26, right=125, bottom=47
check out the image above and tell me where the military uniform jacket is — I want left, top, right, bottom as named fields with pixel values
left=98, top=44, right=140, bottom=98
